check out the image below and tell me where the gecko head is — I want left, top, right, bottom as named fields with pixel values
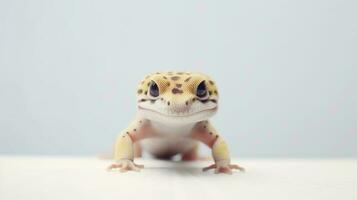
left=136, top=72, right=219, bottom=125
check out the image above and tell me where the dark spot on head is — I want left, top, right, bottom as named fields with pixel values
left=133, top=129, right=137, bottom=131
left=144, top=91, right=148, bottom=95
left=216, top=135, right=219, bottom=138
left=122, top=135, right=125, bottom=138
left=160, top=98, right=164, bottom=100
left=167, top=82, right=170, bottom=86
left=192, top=98, right=196, bottom=102
left=209, top=80, right=214, bottom=85
left=147, top=82, right=150, bottom=86
left=126, top=131, right=129, bottom=134
left=184, top=77, right=191, bottom=82
left=138, top=99, right=147, bottom=102
left=209, top=91, right=212, bottom=95
left=171, top=76, right=180, bottom=81
left=209, top=132, right=213, bottom=135
left=139, top=121, right=142, bottom=123
left=167, top=101, right=170, bottom=106
left=210, top=99, right=217, bottom=103
left=203, top=126, right=206, bottom=129
left=163, top=76, right=167, bottom=79
left=156, top=72, right=160, bottom=74
left=177, top=72, right=184, bottom=75
left=172, top=88, right=183, bottom=94
left=176, top=83, right=182, bottom=88
left=137, top=89, right=143, bottom=94
left=214, top=90, right=218, bottom=95
left=185, top=101, right=189, bottom=106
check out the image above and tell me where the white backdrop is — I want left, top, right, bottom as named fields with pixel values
left=0, top=0, right=356, bottom=157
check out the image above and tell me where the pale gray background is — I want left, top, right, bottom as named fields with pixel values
left=0, top=0, right=356, bottom=157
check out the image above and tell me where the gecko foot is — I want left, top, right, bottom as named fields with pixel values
left=107, top=159, right=144, bottom=172
left=203, top=160, right=245, bottom=174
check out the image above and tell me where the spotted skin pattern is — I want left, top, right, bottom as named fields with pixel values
left=108, top=72, right=244, bottom=174
left=136, top=72, right=218, bottom=106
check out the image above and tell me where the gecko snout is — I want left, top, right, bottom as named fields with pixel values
left=166, top=97, right=197, bottom=114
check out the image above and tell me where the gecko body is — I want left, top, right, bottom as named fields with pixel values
left=108, top=72, right=244, bottom=174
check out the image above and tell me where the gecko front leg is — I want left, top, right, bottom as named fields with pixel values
left=108, top=118, right=155, bottom=172
left=190, top=121, right=245, bottom=174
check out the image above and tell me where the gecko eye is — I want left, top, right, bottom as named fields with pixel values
left=149, top=80, right=160, bottom=97
left=196, top=81, right=207, bottom=98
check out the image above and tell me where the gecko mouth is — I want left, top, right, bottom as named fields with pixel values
left=138, top=106, right=217, bottom=118
left=137, top=105, right=217, bottom=123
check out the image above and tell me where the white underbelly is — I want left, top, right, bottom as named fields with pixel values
left=140, top=137, right=197, bottom=157
left=140, top=121, right=197, bottom=157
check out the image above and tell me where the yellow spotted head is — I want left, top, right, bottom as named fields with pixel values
left=136, top=72, right=218, bottom=124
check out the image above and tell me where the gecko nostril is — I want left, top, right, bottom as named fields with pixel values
left=185, top=101, right=189, bottom=106
left=167, top=101, right=170, bottom=106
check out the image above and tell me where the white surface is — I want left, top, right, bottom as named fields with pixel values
left=0, top=156, right=356, bottom=200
